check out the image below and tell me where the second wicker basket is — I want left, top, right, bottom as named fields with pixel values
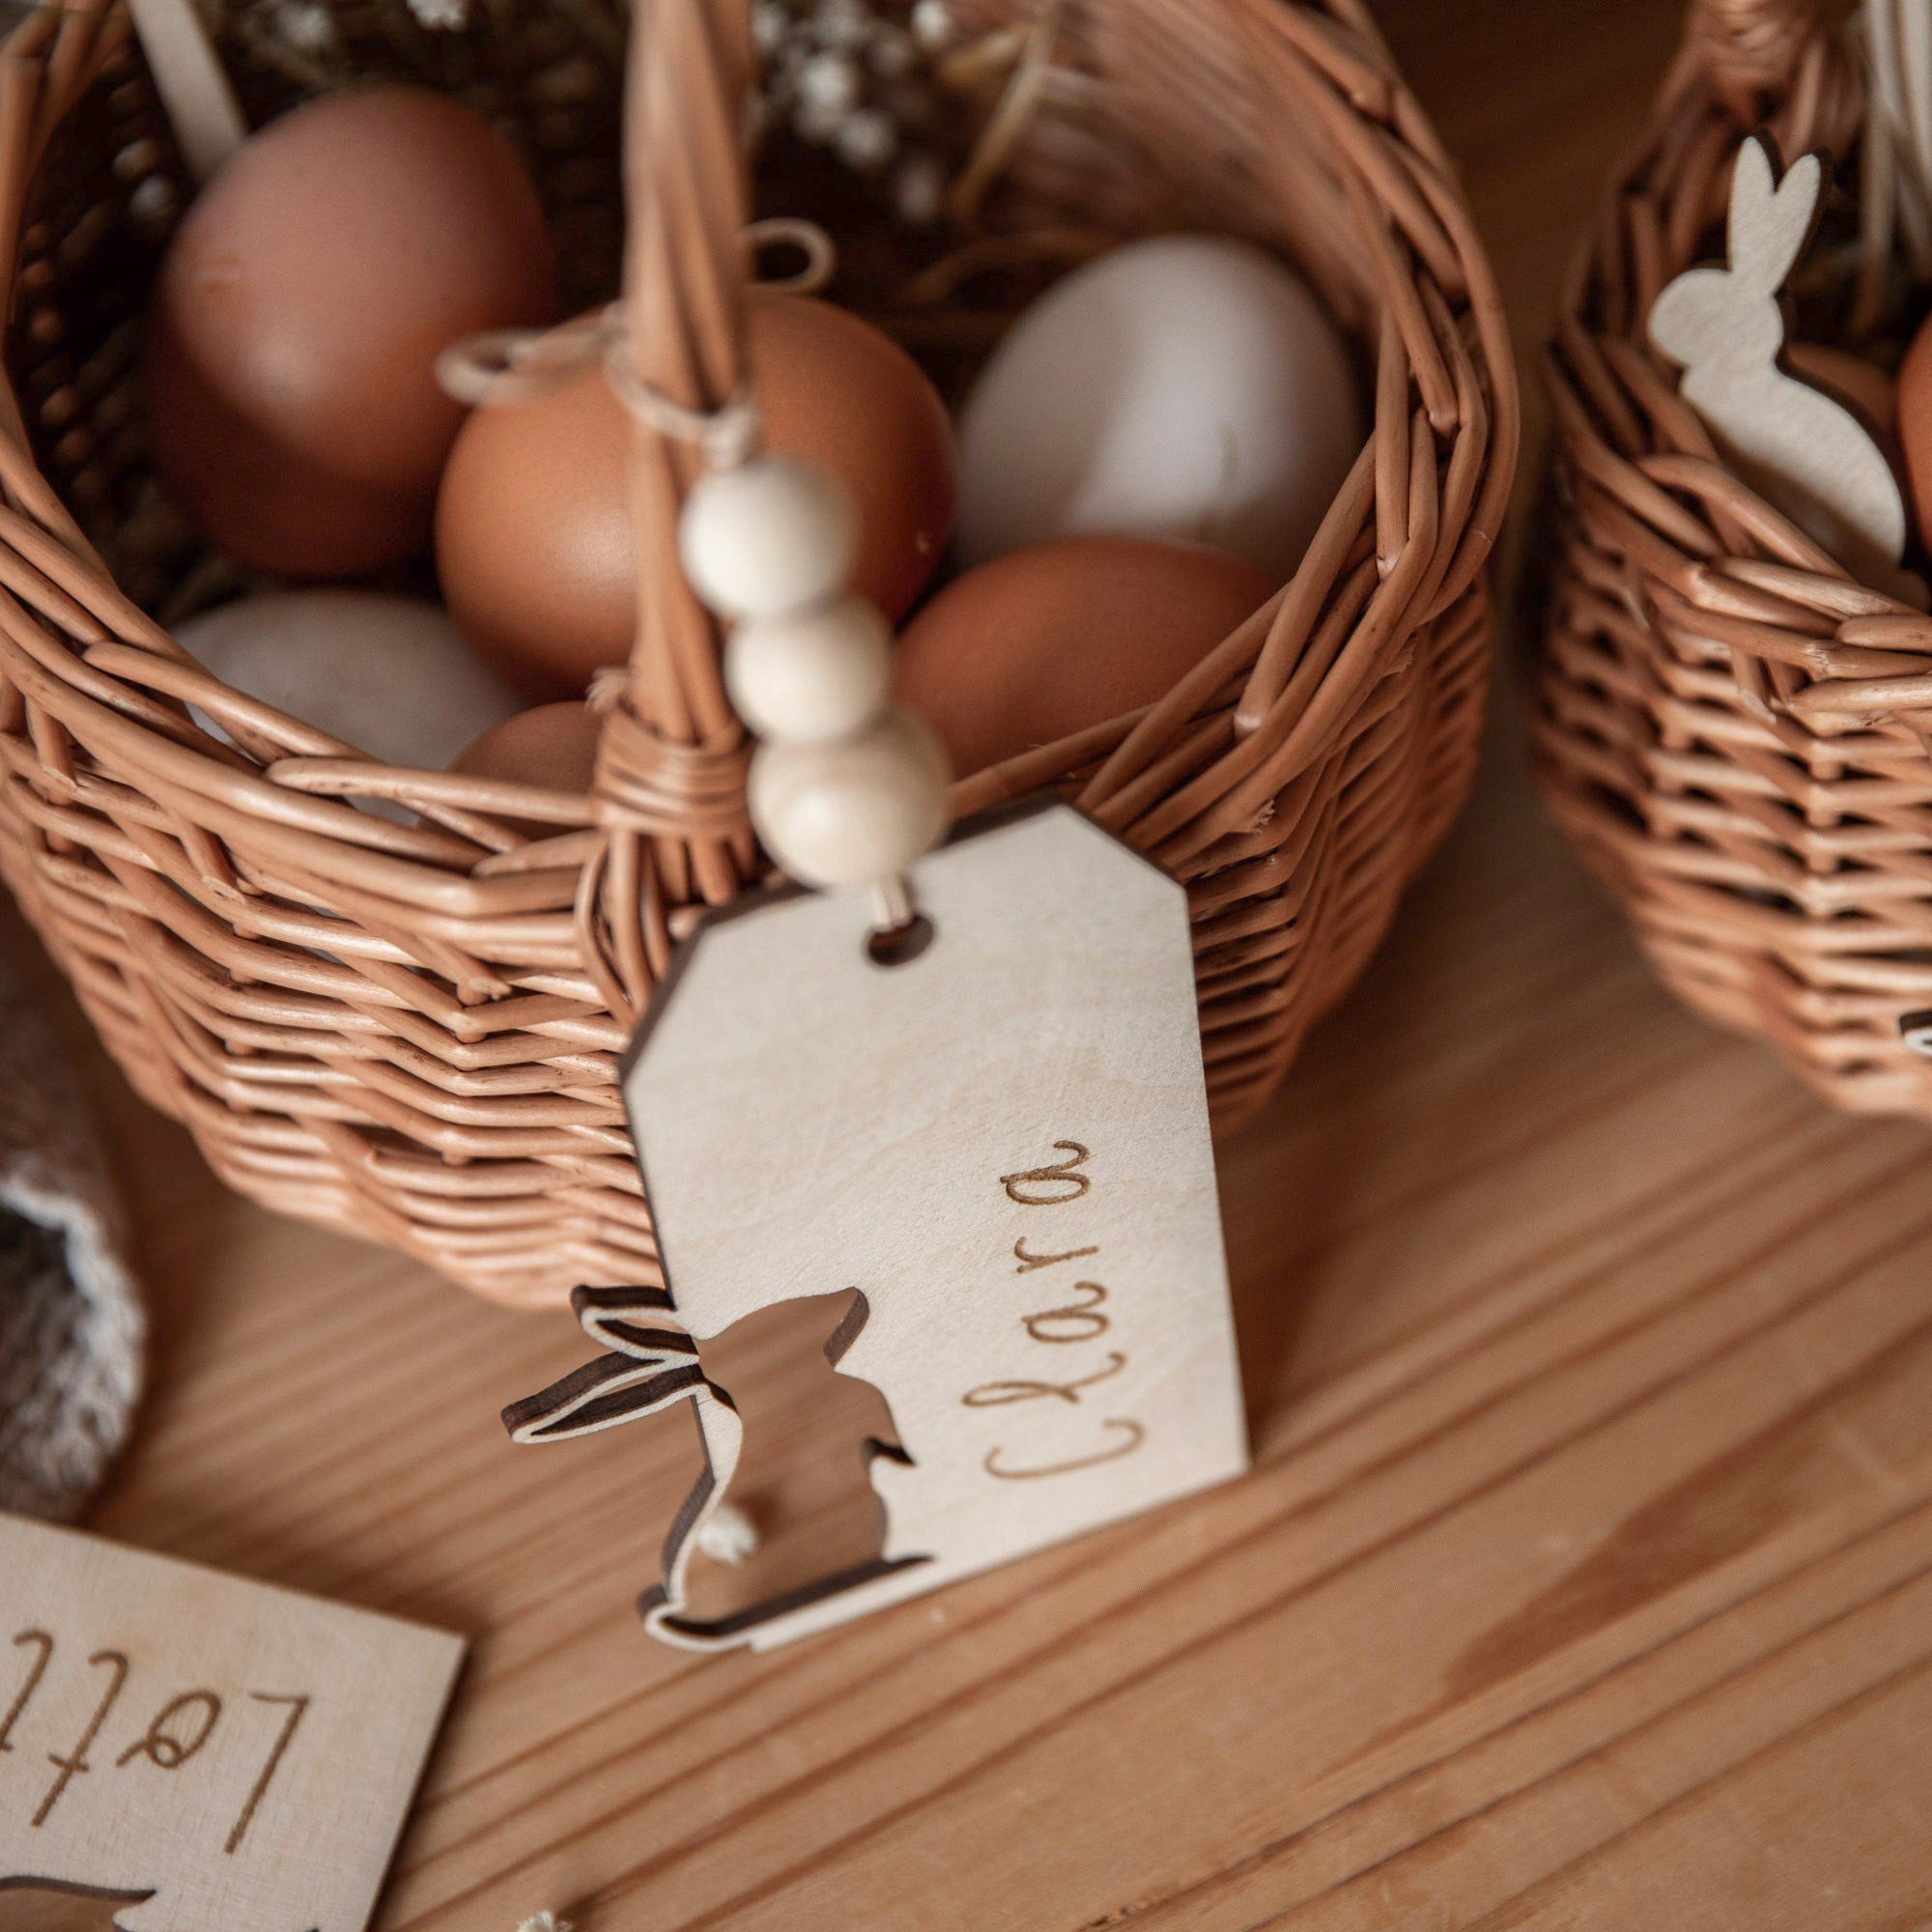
left=1533, top=0, right=1932, bottom=1120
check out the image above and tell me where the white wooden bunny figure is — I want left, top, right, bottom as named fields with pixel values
left=1649, top=135, right=1908, bottom=579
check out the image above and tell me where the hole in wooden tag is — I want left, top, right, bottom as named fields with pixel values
left=867, top=914, right=935, bottom=969
left=678, top=1290, right=904, bottom=1623
left=0, top=1877, right=156, bottom=1932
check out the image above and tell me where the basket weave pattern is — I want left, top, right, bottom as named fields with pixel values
left=0, top=0, right=1515, bottom=1306
left=1533, top=0, right=1932, bottom=1120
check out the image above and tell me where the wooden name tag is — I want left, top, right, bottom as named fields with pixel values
left=0, top=1513, right=463, bottom=1932
left=509, top=800, right=1249, bottom=1651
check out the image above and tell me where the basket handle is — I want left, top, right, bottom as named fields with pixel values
left=124, top=0, right=245, bottom=179
left=594, top=0, right=756, bottom=916
left=1685, top=0, right=1821, bottom=108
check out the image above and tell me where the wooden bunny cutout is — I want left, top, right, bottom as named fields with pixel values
left=1649, top=136, right=1908, bottom=577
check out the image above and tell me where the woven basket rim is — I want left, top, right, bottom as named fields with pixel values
left=0, top=0, right=1519, bottom=1302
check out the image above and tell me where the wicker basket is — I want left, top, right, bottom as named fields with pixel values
left=1529, top=0, right=1932, bottom=1118
left=0, top=0, right=1515, bottom=1308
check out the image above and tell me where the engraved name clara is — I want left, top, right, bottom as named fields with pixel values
left=961, top=1138, right=1147, bottom=1483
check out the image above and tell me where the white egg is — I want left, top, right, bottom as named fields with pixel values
left=954, top=235, right=1365, bottom=581
left=176, top=589, right=521, bottom=772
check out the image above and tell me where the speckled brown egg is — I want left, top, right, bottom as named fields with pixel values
left=895, top=536, right=1276, bottom=778
left=146, top=85, right=558, bottom=579
left=435, top=291, right=953, bottom=696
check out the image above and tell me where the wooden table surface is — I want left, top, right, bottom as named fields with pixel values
left=49, top=0, right=1932, bottom=1925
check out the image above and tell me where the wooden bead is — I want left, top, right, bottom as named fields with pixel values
left=748, top=705, right=950, bottom=887
left=679, top=452, right=857, bottom=618
left=724, top=594, right=892, bottom=743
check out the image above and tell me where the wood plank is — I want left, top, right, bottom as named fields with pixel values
left=0, top=1515, right=463, bottom=1932
left=27, top=0, right=1932, bottom=1926
left=608, top=803, right=1247, bottom=1649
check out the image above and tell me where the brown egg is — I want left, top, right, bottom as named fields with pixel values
left=759, top=293, right=954, bottom=621
left=452, top=700, right=600, bottom=836
left=1889, top=326, right=1932, bottom=552
left=436, top=291, right=953, bottom=696
left=451, top=701, right=601, bottom=791
left=895, top=537, right=1276, bottom=777
left=435, top=360, right=633, bottom=698
left=1787, top=340, right=1896, bottom=440
left=146, top=85, right=558, bottom=578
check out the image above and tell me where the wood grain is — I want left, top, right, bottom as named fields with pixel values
left=608, top=802, right=1244, bottom=1648
left=0, top=1515, right=462, bottom=1932
left=41, top=0, right=1932, bottom=1925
